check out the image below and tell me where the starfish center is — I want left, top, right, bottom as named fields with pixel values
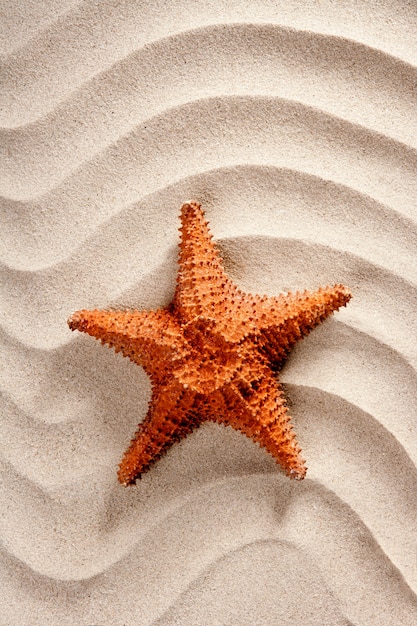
left=173, top=317, right=242, bottom=393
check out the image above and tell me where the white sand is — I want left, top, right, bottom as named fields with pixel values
left=1, top=2, right=417, bottom=624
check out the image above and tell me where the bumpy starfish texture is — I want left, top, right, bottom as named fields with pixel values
left=68, top=202, right=351, bottom=486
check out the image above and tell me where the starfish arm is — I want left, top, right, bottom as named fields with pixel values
left=203, top=362, right=306, bottom=479
left=173, top=202, right=273, bottom=342
left=118, top=378, right=198, bottom=485
left=173, top=202, right=241, bottom=324
left=68, top=308, right=183, bottom=380
left=255, top=284, right=351, bottom=368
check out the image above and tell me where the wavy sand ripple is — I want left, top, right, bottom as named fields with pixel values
left=2, top=476, right=417, bottom=624
left=1, top=3, right=416, bottom=624
left=3, top=25, right=416, bottom=181
left=1, top=0, right=416, bottom=125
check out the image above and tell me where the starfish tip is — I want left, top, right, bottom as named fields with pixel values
left=338, top=283, right=352, bottom=296
left=180, top=200, right=202, bottom=218
left=67, top=311, right=83, bottom=331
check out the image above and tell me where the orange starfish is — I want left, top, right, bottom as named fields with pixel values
left=68, top=202, right=351, bottom=486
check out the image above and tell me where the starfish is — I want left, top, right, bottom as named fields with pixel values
left=68, top=202, right=351, bottom=486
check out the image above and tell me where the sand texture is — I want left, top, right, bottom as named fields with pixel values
left=1, top=1, right=417, bottom=624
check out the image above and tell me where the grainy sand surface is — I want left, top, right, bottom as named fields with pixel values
left=1, top=2, right=417, bottom=624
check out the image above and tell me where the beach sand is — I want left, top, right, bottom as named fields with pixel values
left=1, top=1, right=417, bottom=624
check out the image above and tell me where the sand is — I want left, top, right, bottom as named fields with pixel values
left=1, top=1, right=417, bottom=624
